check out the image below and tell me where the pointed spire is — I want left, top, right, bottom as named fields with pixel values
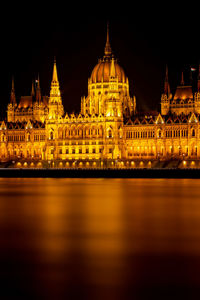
left=110, top=57, right=116, bottom=78
left=50, top=57, right=61, bottom=100
left=35, top=74, right=41, bottom=103
left=181, top=71, right=184, bottom=85
left=12, top=76, right=14, bottom=90
left=52, top=57, right=58, bottom=83
left=164, top=64, right=170, bottom=95
left=104, top=22, right=112, bottom=57
left=31, top=80, right=35, bottom=97
left=10, top=76, right=16, bottom=105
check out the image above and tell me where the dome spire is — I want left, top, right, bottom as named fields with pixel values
left=104, top=22, right=112, bottom=57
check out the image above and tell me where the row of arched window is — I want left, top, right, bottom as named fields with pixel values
left=126, top=131, right=155, bottom=139
left=126, top=129, right=197, bottom=139
left=165, top=129, right=189, bottom=138
left=57, top=127, right=104, bottom=139
left=6, top=134, right=46, bottom=142
left=57, top=147, right=104, bottom=155
left=7, top=135, right=25, bottom=142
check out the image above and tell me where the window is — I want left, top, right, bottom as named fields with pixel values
left=108, top=129, right=112, bottom=138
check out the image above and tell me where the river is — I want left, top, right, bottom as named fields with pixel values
left=0, top=178, right=200, bottom=299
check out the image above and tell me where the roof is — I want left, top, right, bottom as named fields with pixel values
left=173, top=85, right=193, bottom=100
left=18, top=95, right=49, bottom=109
left=18, top=96, right=33, bottom=108
left=6, top=120, right=45, bottom=129
left=124, top=112, right=200, bottom=126
left=90, top=57, right=126, bottom=83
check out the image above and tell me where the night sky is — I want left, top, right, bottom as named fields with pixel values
left=1, top=3, right=199, bottom=118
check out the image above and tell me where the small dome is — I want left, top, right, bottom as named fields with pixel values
left=90, top=57, right=127, bottom=84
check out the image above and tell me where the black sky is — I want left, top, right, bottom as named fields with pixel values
left=1, top=2, right=199, bottom=118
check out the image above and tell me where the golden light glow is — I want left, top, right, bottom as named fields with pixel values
left=1, top=29, right=200, bottom=169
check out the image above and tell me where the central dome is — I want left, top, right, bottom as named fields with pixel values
left=90, top=57, right=127, bottom=84
left=90, top=24, right=127, bottom=84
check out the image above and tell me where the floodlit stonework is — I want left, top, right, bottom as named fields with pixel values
left=1, top=26, right=200, bottom=169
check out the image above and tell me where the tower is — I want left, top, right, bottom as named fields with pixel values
left=48, top=58, right=64, bottom=119
left=194, top=64, right=200, bottom=114
left=82, top=23, right=136, bottom=117
left=161, top=65, right=171, bottom=115
left=7, top=77, right=16, bottom=122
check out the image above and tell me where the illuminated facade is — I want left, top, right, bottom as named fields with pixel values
left=1, top=26, right=200, bottom=168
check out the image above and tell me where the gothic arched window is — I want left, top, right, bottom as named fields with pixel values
left=108, top=129, right=112, bottom=138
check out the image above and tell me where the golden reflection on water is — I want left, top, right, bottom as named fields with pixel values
left=1, top=178, right=200, bottom=298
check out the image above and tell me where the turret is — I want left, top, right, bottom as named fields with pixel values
left=7, top=77, right=16, bottom=122
left=161, top=65, right=171, bottom=115
left=48, top=58, right=64, bottom=119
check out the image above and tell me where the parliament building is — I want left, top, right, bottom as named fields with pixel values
left=1, top=26, right=200, bottom=169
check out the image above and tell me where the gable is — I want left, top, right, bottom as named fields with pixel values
left=155, top=114, right=164, bottom=124
left=189, top=113, right=198, bottom=124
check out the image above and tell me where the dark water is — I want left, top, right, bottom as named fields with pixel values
left=1, top=178, right=200, bottom=299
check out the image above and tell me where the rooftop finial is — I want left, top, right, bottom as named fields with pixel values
left=104, top=22, right=112, bottom=57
